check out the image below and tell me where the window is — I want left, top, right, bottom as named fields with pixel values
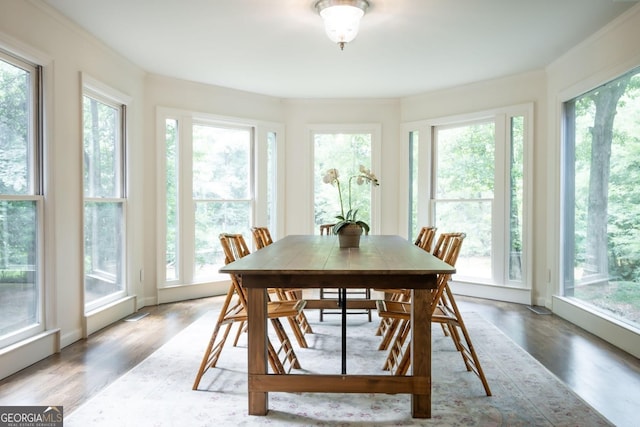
left=406, top=105, right=531, bottom=290
left=165, top=119, right=179, bottom=282
left=192, top=123, right=252, bottom=281
left=82, top=79, right=128, bottom=311
left=159, top=110, right=282, bottom=287
left=562, top=67, right=640, bottom=329
left=0, top=50, right=43, bottom=348
left=433, top=120, right=496, bottom=281
left=408, top=131, right=420, bottom=240
left=313, top=129, right=379, bottom=233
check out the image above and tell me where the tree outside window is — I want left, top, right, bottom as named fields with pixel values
left=564, top=67, right=640, bottom=328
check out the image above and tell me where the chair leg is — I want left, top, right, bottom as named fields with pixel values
left=378, top=317, right=401, bottom=351
left=233, top=321, right=246, bottom=346
left=267, top=339, right=286, bottom=374
left=375, top=317, right=388, bottom=336
left=297, top=311, right=313, bottom=334
left=440, top=286, right=492, bottom=396
left=192, top=321, right=234, bottom=390
left=286, top=316, right=309, bottom=348
left=385, top=319, right=410, bottom=372
left=270, top=318, right=301, bottom=370
left=395, top=345, right=411, bottom=376
left=193, top=285, right=239, bottom=390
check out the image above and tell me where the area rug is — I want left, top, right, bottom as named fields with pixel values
left=66, top=309, right=613, bottom=426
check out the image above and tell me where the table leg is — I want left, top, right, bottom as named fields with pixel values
left=411, top=283, right=434, bottom=418
left=341, top=288, right=347, bottom=374
left=247, top=287, right=269, bottom=415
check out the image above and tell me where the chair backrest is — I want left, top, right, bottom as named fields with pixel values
left=219, top=233, right=251, bottom=307
left=319, top=223, right=335, bottom=235
left=219, top=233, right=250, bottom=264
left=432, top=232, right=466, bottom=260
left=251, top=226, right=273, bottom=249
left=414, top=226, right=437, bottom=252
left=430, top=234, right=465, bottom=315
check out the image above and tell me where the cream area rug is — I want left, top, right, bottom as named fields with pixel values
left=67, top=308, right=612, bottom=426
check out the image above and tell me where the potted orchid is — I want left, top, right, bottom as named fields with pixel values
left=322, top=165, right=380, bottom=247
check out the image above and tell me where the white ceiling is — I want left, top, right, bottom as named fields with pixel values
left=42, top=0, right=638, bottom=99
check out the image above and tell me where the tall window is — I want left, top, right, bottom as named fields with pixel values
left=192, top=123, right=252, bottom=281
left=0, top=50, right=43, bottom=348
left=433, top=121, right=496, bottom=281
left=82, top=81, right=127, bottom=311
left=314, top=131, right=376, bottom=232
left=159, top=110, right=281, bottom=287
left=413, top=105, right=531, bottom=289
left=165, top=119, right=179, bottom=282
left=408, top=131, right=420, bottom=240
left=563, top=67, right=640, bottom=329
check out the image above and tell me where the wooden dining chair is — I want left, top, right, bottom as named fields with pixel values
left=376, top=233, right=492, bottom=396
left=377, top=233, right=463, bottom=372
left=374, top=226, right=437, bottom=341
left=192, top=233, right=305, bottom=390
left=376, top=231, right=461, bottom=356
left=251, top=225, right=273, bottom=249
left=319, top=223, right=335, bottom=235
left=414, top=225, right=438, bottom=252
left=318, top=223, right=372, bottom=321
left=250, top=226, right=313, bottom=341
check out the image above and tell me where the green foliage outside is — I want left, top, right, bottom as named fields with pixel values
left=314, top=133, right=373, bottom=231
left=1, top=56, right=37, bottom=277
left=569, top=67, right=640, bottom=325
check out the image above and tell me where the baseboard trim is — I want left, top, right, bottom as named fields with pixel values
left=84, top=296, right=136, bottom=337
left=0, top=329, right=60, bottom=380
left=450, top=281, right=532, bottom=305
left=553, top=296, right=640, bottom=358
left=157, top=281, right=228, bottom=304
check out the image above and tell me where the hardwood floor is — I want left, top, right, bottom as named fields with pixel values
left=1, top=295, right=639, bottom=426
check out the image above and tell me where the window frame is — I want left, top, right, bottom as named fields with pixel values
left=156, top=107, right=285, bottom=290
left=560, top=66, right=640, bottom=330
left=309, top=123, right=382, bottom=235
left=402, top=103, right=533, bottom=292
left=0, top=49, right=45, bottom=348
left=81, top=74, right=130, bottom=313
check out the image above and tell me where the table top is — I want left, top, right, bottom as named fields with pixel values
left=220, top=235, right=455, bottom=286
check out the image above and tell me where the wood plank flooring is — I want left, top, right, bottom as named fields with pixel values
left=0, top=295, right=639, bottom=426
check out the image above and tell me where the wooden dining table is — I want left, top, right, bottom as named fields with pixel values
left=219, top=234, right=455, bottom=418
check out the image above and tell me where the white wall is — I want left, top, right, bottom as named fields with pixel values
left=1, top=0, right=146, bottom=376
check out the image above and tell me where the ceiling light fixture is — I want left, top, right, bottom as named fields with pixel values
left=315, top=0, right=370, bottom=51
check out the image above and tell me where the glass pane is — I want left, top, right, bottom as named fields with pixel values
left=436, top=123, right=495, bottom=199
left=564, top=68, right=640, bottom=329
left=435, top=200, right=492, bottom=279
left=510, top=116, right=524, bottom=282
left=165, top=119, right=178, bottom=281
left=84, top=202, right=124, bottom=305
left=409, top=130, right=419, bottom=240
left=0, top=58, right=31, bottom=195
left=83, top=95, right=120, bottom=198
left=267, top=131, right=276, bottom=233
left=435, top=122, right=494, bottom=281
left=0, top=200, right=38, bottom=337
left=314, top=133, right=373, bottom=231
left=192, top=124, right=251, bottom=200
left=194, top=201, right=251, bottom=280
